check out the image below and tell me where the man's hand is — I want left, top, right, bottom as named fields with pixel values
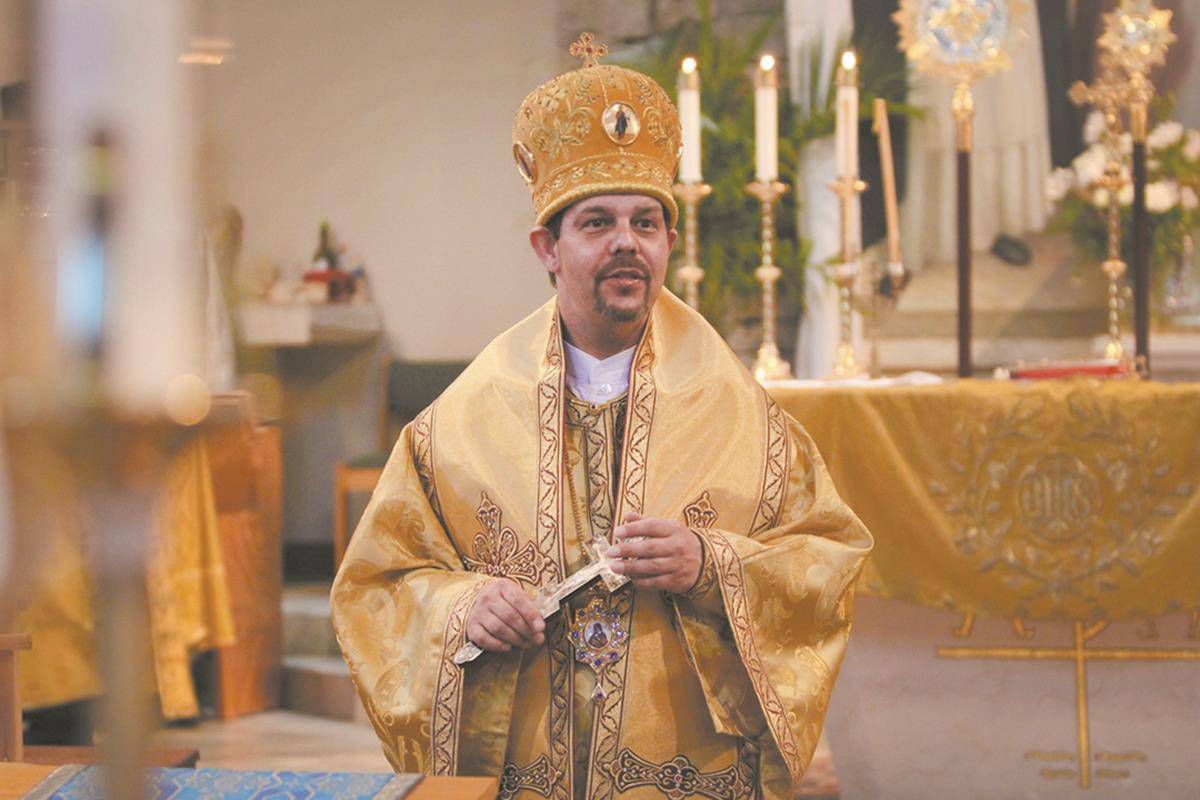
left=466, top=578, right=545, bottom=653
left=606, top=512, right=702, bottom=593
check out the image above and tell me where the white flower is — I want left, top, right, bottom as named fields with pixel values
left=1072, top=144, right=1108, bottom=188
left=1118, top=132, right=1132, bottom=155
left=1185, top=130, right=1200, bottom=161
left=1118, top=183, right=1133, bottom=206
left=1083, top=110, right=1107, bottom=145
left=1147, top=120, right=1184, bottom=150
left=1182, top=186, right=1198, bottom=210
left=1146, top=180, right=1180, bottom=213
left=1045, top=167, right=1075, bottom=203
left=1092, top=187, right=1111, bottom=208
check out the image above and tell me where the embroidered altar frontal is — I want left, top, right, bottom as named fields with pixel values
left=771, top=379, right=1200, bottom=621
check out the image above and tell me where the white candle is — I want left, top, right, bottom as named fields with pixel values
left=678, top=57, right=702, bottom=183
left=754, top=54, right=778, bottom=182
left=835, top=50, right=859, bottom=178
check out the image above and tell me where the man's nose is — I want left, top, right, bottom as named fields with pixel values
left=609, top=221, right=636, bottom=253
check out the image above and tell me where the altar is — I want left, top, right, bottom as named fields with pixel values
left=769, top=379, right=1200, bottom=798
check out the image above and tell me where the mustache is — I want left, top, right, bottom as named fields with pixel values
left=597, top=255, right=650, bottom=281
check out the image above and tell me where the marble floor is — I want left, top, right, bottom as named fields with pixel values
left=151, top=711, right=391, bottom=773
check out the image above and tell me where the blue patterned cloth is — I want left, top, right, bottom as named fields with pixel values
left=27, top=765, right=421, bottom=800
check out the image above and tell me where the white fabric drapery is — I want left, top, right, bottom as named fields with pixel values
left=786, top=0, right=863, bottom=378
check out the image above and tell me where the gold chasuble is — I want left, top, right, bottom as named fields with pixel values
left=332, top=292, right=873, bottom=799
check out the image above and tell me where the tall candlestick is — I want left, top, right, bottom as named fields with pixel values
left=835, top=50, right=859, bottom=180
left=754, top=55, right=778, bottom=182
left=678, top=57, right=702, bottom=184
left=747, top=179, right=791, bottom=381
left=872, top=98, right=903, bottom=276
left=673, top=181, right=712, bottom=309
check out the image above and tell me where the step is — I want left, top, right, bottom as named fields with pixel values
left=878, top=308, right=1107, bottom=340
left=282, top=585, right=339, bottom=657
left=876, top=335, right=1099, bottom=374
left=281, top=654, right=368, bottom=725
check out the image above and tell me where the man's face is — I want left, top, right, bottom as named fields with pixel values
left=537, top=194, right=676, bottom=333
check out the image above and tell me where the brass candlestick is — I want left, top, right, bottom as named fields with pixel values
left=673, top=182, right=712, bottom=309
left=1098, top=161, right=1128, bottom=360
left=746, top=179, right=791, bottom=382
left=827, top=174, right=867, bottom=378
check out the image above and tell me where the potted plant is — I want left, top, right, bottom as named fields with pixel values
left=1046, top=99, right=1200, bottom=328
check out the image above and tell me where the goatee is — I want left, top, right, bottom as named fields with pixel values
left=593, top=255, right=649, bottom=322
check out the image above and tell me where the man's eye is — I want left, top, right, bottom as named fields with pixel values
left=584, top=218, right=607, bottom=228
left=636, top=219, right=658, bottom=229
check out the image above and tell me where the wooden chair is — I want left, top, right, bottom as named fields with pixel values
left=333, top=359, right=469, bottom=569
left=0, top=634, right=31, bottom=762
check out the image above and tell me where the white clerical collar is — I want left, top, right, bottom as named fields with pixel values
left=564, top=341, right=636, bottom=404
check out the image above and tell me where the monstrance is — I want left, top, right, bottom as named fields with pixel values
left=894, top=0, right=1028, bottom=377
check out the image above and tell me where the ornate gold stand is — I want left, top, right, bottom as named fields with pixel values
left=826, top=174, right=867, bottom=378
left=746, top=179, right=792, bottom=382
left=1099, top=163, right=1128, bottom=360
left=672, top=182, right=712, bottom=310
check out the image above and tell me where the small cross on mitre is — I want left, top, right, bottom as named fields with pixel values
left=570, top=32, right=608, bottom=68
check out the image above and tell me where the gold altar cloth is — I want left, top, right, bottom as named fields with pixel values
left=770, top=379, right=1200, bottom=622
left=15, top=439, right=236, bottom=718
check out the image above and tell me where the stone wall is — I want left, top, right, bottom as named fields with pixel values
left=555, top=0, right=786, bottom=61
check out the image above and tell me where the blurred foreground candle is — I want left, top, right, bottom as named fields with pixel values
left=835, top=50, right=859, bottom=179
left=43, top=0, right=203, bottom=418
left=754, top=55, right=778, bottom=182
left=678, top=57, right=702, bottom=184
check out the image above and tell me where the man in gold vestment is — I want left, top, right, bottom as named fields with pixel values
left=332, top=34, right=873, bottom=799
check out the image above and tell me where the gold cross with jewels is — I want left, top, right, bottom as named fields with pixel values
left=570, top=32, right=608, bottom=68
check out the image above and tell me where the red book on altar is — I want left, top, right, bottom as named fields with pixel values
left=1003, top=359, right=1132, bottom=380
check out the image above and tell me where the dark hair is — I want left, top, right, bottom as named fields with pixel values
left=545, top=207, right=567, bottom=240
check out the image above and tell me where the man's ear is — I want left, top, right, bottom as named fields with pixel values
left=666, top=226, right=678, bottom=253
left=529, top=227, right=560, bottom=280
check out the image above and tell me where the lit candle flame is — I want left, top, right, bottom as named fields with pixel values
left=682, top=56, right=697, bottom=74
left=841, top=50, right=857, bottom=71
left=759, top=54, right=776, bottom=72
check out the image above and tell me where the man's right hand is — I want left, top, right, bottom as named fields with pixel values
left=465, top=578, right=545, bottom=653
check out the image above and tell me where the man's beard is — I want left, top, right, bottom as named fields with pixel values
left=592, top=254, right=650, bottom=322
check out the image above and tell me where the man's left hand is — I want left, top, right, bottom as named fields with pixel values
left=606, top=512, right=701, bottom=593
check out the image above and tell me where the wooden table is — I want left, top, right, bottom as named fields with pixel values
left=20, top=745, right=199, bottom=768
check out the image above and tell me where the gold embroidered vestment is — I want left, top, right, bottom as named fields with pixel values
left=331, top=292, right=873, bottom=799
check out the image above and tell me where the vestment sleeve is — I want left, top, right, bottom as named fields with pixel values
left=672, top=413, right=874, bottom=795
left=330, top=420, right=518, bottom=776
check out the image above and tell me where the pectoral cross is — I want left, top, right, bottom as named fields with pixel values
left=453, top=546, right=628, bottom=666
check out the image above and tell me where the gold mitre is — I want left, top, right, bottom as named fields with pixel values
left=512, top=33, right=681, bottom=227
